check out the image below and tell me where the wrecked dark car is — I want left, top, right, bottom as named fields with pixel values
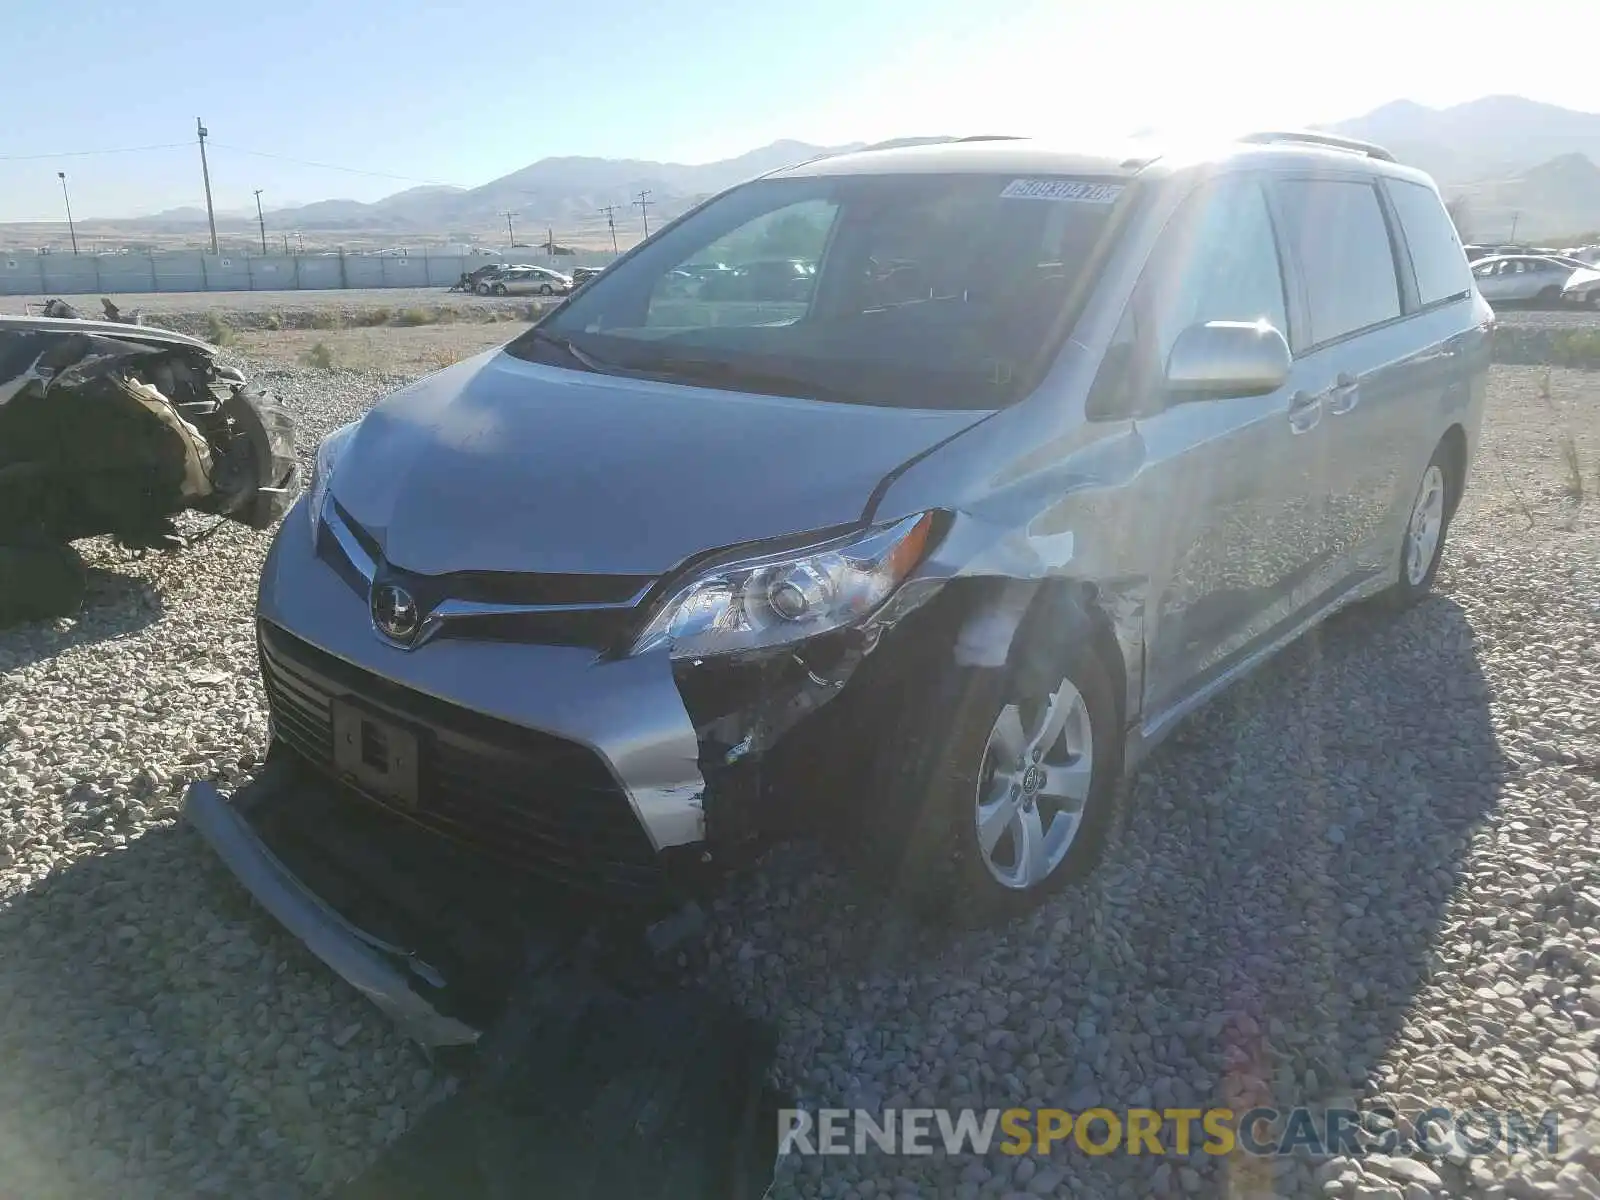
left=186, top=133, right=1487, bottom=1050
left=0, top=313, right=298, bottom=623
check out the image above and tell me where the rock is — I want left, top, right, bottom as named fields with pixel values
left=1368, top=1155, right=1443, bottom=1189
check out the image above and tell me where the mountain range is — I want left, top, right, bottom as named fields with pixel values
left=1325, top=95, right=1600, bottom=239
left=86, top=96, right=1600, bottom=247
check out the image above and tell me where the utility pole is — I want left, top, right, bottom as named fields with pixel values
left=296, top=231, right=304, bottom=253
left=56, top=172, right=78, bottom=255
left=197, top=118, right=219, bottom=254
left=600, top=204, right=620, bottom=254
left=1509, top=211, right=1521, bottom=244
left=502, top=210, right=517, bottom=246
left=282, top=233, right=290, bottom=254
left=634, top=189, right=653, bottom=238
left=253, top=189, right=267, bottom=255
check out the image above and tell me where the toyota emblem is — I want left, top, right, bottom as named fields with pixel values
left=371, top=582, right=421, bottom=645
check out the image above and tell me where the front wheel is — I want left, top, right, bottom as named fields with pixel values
left=491, top=283, right=508, bottom=296
left=866, top=609, right=1124, bottom=923
left=539, top=283, right=554, bottom=296
left=475, top=283, right=491, bottom=295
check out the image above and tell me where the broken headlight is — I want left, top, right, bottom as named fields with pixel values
left=632, top=512, right=935, bottom=659
left=307, top=421, right=358, bottom=543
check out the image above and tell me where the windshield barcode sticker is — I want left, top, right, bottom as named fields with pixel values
left=1000, top=179, right=1124, bottom=203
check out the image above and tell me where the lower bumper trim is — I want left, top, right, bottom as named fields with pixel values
left=184, top=779, right=481, bottom=1048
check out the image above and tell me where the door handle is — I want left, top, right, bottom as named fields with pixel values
left=1326, top=372, right=1360, bottom=416
left=1287, top=390, right=1322, bottom=435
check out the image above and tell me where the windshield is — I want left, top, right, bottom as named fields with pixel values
left=507, top=171, right=1129, bottom=408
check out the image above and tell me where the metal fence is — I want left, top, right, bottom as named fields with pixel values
left=0, top=250, right=617, bottom=297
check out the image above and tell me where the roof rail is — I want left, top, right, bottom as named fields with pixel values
left=1236, top=130, right=1397, bottom=163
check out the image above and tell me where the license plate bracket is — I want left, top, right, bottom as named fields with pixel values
left=331, top=698, right=421, bottom=808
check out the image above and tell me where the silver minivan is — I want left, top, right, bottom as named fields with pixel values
left=189, top=131, right=1489, bottom=1041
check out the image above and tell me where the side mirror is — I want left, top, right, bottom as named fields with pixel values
left=1163, top=320, right=1291, bottom=401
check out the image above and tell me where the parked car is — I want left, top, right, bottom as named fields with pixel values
left=189, top=131, right=1489, bottom=1043
left=1561, top=271, right=1600, bottom=309
left=1470, top=254, right=1600, bottom=306
left=462, top=263, right=512, bottom=291
left=478, top=265, right=571, bottom=296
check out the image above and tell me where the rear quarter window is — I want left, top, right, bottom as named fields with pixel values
left=1385, top=179, right=1475, bottom=308
left=1273, top=178, right=1402, bottom=348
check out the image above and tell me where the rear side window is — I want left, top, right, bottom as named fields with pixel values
left=1273, top=178, right=1402, bottom=347
left=1386, top=179, right=1475, bottom=307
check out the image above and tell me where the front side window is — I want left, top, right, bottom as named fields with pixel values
left=1385, top=178, right=1474, bottom=308
left=509, top=171, right=1130, bottom=408
left=1145, top=175, right=1289, bottom=362
left=1273, top=178, right=1402, bottom=347
left=1085, top=175, right=1287, bottom=418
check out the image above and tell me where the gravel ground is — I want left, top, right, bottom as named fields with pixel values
left=1, top=361, right=1597, bottom=1199
left=227, top=324, right=532, bottom=374
left=1485, top=308, right=1600, bottom=331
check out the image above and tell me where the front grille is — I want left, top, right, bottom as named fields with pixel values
left=319, top=501, right=651, bottom=650
left=258, top=620, right=664, bottom=896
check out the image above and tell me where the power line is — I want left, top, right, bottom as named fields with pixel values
left=0, top=142, right=189, bottom=162
left=206, top=142, right=467, bottom=189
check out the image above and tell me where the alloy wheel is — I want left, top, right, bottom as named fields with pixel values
left=974, top=676, right=1095, bottom=890
left=1405, top=463, right=1446, bottom=587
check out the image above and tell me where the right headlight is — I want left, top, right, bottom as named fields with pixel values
left=631, top=512, right=936, bottom=660
left=306, top=421, right=358, bottom=544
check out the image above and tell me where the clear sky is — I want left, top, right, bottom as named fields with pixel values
left=5, top=0, right=1597, bottom=221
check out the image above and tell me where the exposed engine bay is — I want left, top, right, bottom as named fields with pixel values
left=0, top=310, right=299, bottom=625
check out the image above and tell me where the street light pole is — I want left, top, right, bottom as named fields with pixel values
left=197, top=118, right=219, bottom=255
left=57, top=172, right=79, bottom=255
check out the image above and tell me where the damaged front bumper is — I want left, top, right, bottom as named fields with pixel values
left=185, top=774, right=482, bottom=1047
left=259, top=498, right=715, bottom=868
left=192, top=500, right=940, bottom=1044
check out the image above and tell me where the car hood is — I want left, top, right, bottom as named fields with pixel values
left=330, top=350, right=988, bottom=577
left=1562, top=267, right=1600, bottom=291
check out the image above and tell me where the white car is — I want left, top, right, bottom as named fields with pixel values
left=1471, top=254, right=1600, bottom=307
left=477, top=266, right=571, bottom=296
left=1560, top=267, right=1600, bottom=309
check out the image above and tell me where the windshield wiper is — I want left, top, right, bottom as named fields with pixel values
left=526, top=328, right=615, bottom=374
left=640, top=355, right=867, bottom=404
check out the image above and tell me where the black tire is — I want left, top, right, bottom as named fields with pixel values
left=1536, top=285, right=1560, bottom=306
left=866, top=599, right=1125, bottom=924
left=1383, top=442, right=1457, bottom=610
left=539, top=283, right=554, bottom=296
left=491, top=283, right=508, bottom=296
left=214, top=385, right=300, bottom=529
left=475, top=283, right=492, bottom=296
